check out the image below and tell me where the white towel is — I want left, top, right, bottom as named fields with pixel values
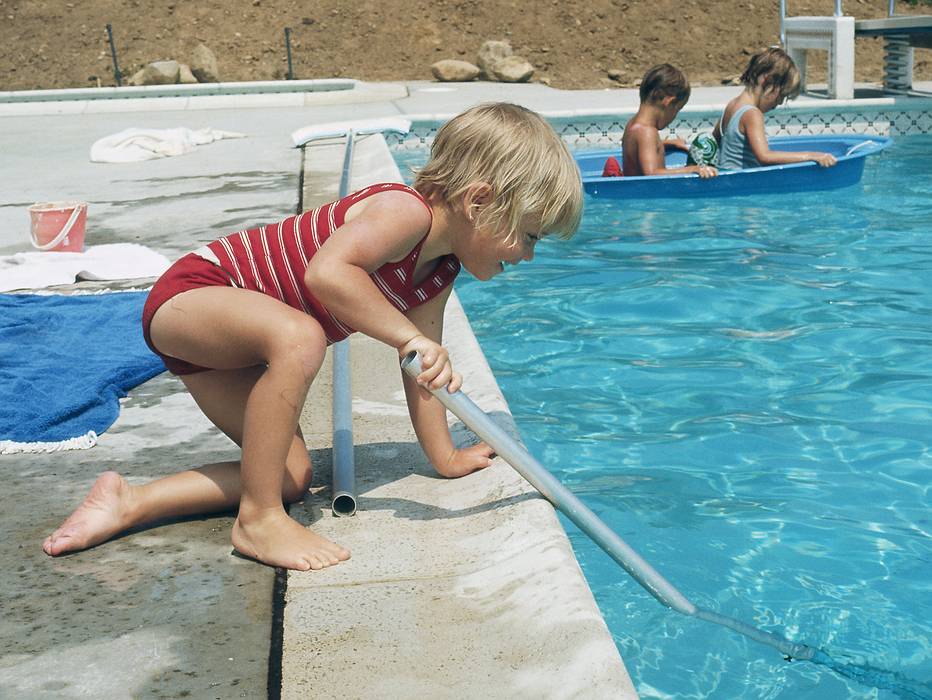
left=90, top=127, right=246, bottom=163
left=0, top=243, right=171, bottom=292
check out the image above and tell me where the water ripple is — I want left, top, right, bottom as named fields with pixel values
left=401, top=138, right=932, bottom=698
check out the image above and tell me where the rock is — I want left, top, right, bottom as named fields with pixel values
left=126, top=68, right=146, bottom=86
left=477, top=39, right=512, bottom=78
left=721, top=74, right=741, bottom=86
left=178, top=63, right=198, bottom=84
left=490, top=55, right=535, bottom=83
left=431, top=59, right=480, bottom=82
left=607, top=68, right=624, bottom=81
left=140, top=60, right=180, bottom=85
left=191, top=43, right=219, bottom=82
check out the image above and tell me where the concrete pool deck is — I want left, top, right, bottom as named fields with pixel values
left=1, top=78, right=930, bottom=698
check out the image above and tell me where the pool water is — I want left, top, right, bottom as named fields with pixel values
left=395, top=137, right=932, bottom=699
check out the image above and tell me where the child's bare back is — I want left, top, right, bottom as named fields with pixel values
left=621, top=64, right=717, bottom=179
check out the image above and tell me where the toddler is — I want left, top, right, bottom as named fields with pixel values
left=43, top=103, right=583, bottom=572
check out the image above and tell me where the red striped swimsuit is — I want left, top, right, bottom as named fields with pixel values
left=143, top=182, right=460, bottom=374
left=203, top=182, right=459, bottom=342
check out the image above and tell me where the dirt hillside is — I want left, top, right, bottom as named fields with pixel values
left=0, top=0, right=929, bottom=92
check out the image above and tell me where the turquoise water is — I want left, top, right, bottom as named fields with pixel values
left=395, top=137, right=932, bottom=699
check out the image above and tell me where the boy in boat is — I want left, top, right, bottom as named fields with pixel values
left=617, top=64, right=718, bottom=179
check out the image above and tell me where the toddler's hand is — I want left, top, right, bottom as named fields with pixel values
left=437, top=443, right=496, bottom=478
left=697, top=164, right=718, bottom=178
left=815, top=152, right=837, bottom=168
left=400, top=334, right=458, bottom=391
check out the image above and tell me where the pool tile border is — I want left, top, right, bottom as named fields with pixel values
left=388, top=97, right=932, bottom=150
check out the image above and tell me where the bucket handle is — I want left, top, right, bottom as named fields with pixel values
left=30, top=204, right=85, bottom=251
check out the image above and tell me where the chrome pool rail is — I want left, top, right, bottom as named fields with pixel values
left=401, top=351, right=931, bottom=698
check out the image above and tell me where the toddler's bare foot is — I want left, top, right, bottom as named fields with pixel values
left=232, top=507, right=350, bottom=571
left=43, top=471, right=137, bottom=556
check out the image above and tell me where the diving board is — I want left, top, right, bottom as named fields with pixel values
left=784, top=11, right=931, bottom=98
left=856, top=15, right=932, bottom=93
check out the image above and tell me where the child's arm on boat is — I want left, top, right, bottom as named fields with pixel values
left=400, top=287, right=495, bottom=478
left=636, top=129, right=718, bottom=178
left=743, top=109, right=837, bottom=168
left=663, top=137, right=689, bottom=152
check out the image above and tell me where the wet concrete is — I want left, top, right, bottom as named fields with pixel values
left=0, top=374, right=274, bottom=698
left=0, top=106, right=310, bottom=257
left=0, top=102, right=325, bottom=698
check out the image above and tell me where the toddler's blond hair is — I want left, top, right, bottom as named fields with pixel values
left=414, top=103, right=583, bottom=243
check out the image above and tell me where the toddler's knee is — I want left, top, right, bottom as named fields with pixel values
left=272, top=319, right=326, bottom=380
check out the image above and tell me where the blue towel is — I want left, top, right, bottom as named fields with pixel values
left=0, top=292, right=165, bottom=447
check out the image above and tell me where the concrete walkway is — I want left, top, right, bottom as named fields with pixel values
left=1, top=77, right=929, bottom=698
left=0, top=80, right=643, bottom=699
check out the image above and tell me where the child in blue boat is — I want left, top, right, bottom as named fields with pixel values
left=618, top=64, right=718, bottom=179
left=42, top=103, right=584, bottom=572
left=714, top=48, right=837, bottom=170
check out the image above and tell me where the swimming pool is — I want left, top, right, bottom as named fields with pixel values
left=396, top=136, right=932, bottom=699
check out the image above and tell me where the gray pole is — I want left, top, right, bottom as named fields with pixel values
left=330, top=130, right=357, bottom=517
left=400, top=351, right=816, bottom=660
left=284, top=27, right=294, bottom=80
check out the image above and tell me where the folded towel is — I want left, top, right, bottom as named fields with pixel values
left=90, top=127, right=246, bottom=163
left=0, top=243, right=171, bottom=292
left=0, top=292, right=165, bottom=453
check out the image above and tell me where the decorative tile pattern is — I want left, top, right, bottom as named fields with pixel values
left=388, top=102, right=932, bottom=151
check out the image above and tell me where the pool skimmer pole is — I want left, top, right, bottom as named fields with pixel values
left=401, top=351, right=929, bottom=699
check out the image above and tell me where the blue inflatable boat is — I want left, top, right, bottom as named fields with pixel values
left=576, top=135, right=891, bottom=199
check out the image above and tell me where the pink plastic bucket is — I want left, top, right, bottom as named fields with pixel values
left=28, top=201, right=87, bottom=252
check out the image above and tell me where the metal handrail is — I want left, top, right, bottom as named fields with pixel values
left=780, top=0, right=899, bottom=37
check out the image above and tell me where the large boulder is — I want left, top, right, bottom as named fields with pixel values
left=477, top=40, right=512, bottom=78
left=140, top=60, right=180, bottom=85
left=490, top=56, right=535, bottom=83
left=191, top=43, right=219, bottom=83
left=431, top=59, right=480, bottom=82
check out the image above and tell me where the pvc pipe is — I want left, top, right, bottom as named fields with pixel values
left=331, top=339, right=356, bottom=517
left=291, top=117, right=411, bottom=147
left=329, top=130, right=358, bottom=517
left=401, top=352, right=694, bottom=614
left=835, top=0, right=842, bottom=17
left=298, top=118, right=411, bottom=517
left=400, top=351, right=817, bottom=661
